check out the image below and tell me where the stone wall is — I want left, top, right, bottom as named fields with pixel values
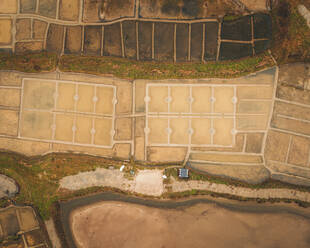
left=0, top=0, right=271, bottom=61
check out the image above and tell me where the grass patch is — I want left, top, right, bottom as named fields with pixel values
left=0, top=153, right=127, bottom=220
left=59, top=53, right=274, bottom=80
left=0, top=50, right=274, bottom=80
left=0, top=52, right=57, bottom=72
left=223, top=14, right=243, bottom=21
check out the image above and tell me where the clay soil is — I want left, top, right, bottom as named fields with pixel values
left=71, top=201, right=310, bottom=248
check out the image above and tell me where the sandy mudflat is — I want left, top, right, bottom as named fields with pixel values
left=71, top=201, right=310, bottom=248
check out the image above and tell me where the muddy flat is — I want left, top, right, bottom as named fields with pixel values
left=70, top=200, right=310, bottom=248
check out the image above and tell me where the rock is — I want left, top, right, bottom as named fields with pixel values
left=298, top=5, right=310, bottom=28
left=0, top=174, right=18, bottom=198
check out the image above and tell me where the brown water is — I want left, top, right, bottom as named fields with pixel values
left=71, top=201, right=310, bottom=248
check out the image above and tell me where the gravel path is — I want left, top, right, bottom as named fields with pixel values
left=166, top=178, right=310, bottom=203
left=60, top=168, right=310, bottom=203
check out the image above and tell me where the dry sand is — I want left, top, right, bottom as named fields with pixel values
left=71, top=201, right=310, bottom=248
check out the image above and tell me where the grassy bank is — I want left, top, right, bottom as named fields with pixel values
left=0, top=152, right=310, bottom=220
left=0, top=152, right=127, bottom=219
left=0, top=51, right=274, bottom=80
left=0, top=52, right=57, bottom=72
left=59, top=53, right=274, bottom=80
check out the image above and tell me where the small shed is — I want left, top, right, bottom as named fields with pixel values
left=178, top=168, right=189, bottom=179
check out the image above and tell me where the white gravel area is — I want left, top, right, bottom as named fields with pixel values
left=59, top=168, right=136, bottom=191
left=134, top=170, right=163, bottom=196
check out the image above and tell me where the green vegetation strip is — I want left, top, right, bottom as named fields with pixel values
left=59, top=53, right=274, bottom=80
left=0, top=51, right=274, bottom=80
left=0, top=52, right=57, bottom=73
